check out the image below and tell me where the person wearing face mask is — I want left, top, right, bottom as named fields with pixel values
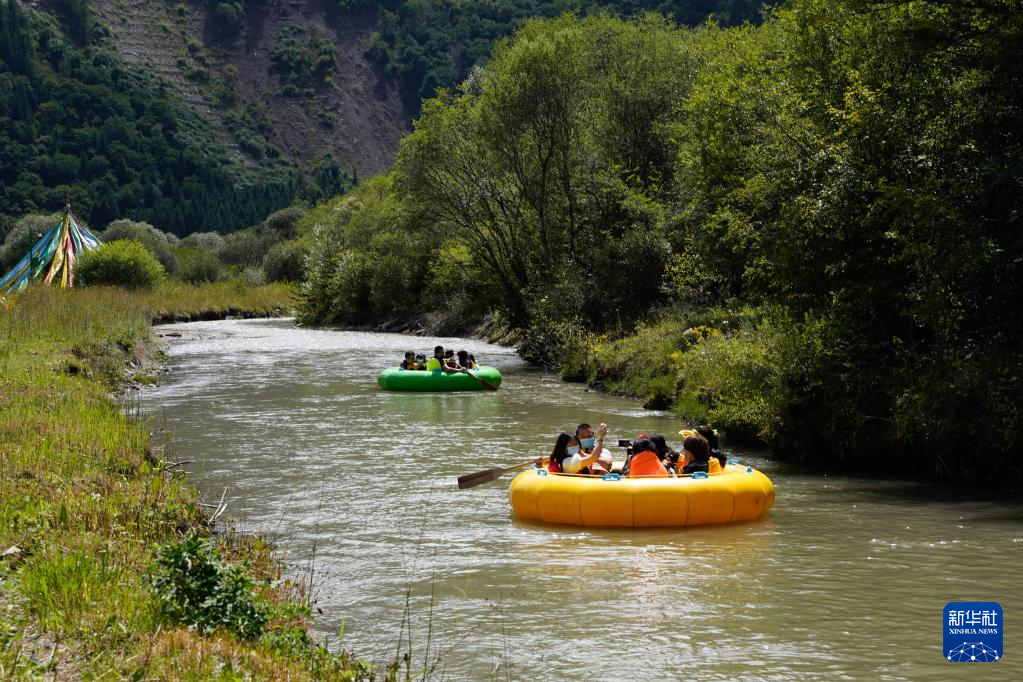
left=544, top=432, right=575, bottom=473
left=541, top=429, right=604, bottom=474
left=574, top=422, right=611, bottom=475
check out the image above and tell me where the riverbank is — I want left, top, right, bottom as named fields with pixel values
left=0, top=285, right=389, bottom=679
left=325, top=309, right=520, bottom=348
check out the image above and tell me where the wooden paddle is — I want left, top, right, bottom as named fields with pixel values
left=464, top=368, right=498, bottom=391
left=457, top=460, right=537, bottom=489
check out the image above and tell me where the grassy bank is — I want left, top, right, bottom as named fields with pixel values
left=552, top=308, right=828, bottom=451
left=0, top=285, right=389, bottom=679
left=136, top=281, right=295, bottom=322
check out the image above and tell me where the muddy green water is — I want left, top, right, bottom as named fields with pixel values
left=140, top=319, right=1022, bottom=681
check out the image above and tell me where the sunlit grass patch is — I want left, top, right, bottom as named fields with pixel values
left=19, top=550, right=143, bottom=637
left=0, top=285, right=378, bottom=678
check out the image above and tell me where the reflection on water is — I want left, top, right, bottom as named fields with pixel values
left=140, top=319, right=1023, bottom=680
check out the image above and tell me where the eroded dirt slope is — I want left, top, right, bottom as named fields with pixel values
left=87, top=0, right=407, bottom=177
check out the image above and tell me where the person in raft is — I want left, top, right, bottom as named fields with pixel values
left=414, top=353, right=427, bottom=370
left=400, top=351, right=417, bottom=370
left=695, top=425, right=727, bottom=468
left=457, top=349, right=477, bottom=369
left=625, top=437, right=670, bottom=477
left=426, top=346, right=467, bottom=373
left=543, top=432, right=575, bottom=472
left=575, top=422, right=612, bottom=475
left=543, top=424, right=609, bottom=474
left=678, top=432, right=722, bottom=474
left=648, top=434, right=681, bottom=474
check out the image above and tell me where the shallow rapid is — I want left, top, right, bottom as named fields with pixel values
left=139, top=318, right=1023, bottom=680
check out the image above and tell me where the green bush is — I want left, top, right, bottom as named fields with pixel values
left=101, top=220, right=180, bottom=275
left=269, top=26, right=337, bottom=92
left=218, top=228, right=281, bottom=268
left=261, top=206, right=307, bottom=238
left=238, top=266, right=266, bottom=287
left=675, top=311, right=816, bottom=444
left=179, top=231, right=226, bottom=252
left=262, top=240, right=306, bottom=282
left=148, top=532, right=269, bottom=640
left=176, top=247, right=224, bottom=284
left=77, top=240, right=165, bottom=289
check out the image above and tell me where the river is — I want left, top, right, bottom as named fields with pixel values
left=139, top=318, right=1022, bottom=681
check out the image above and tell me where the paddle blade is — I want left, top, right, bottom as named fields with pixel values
left=457, top=467, right=504, bottom=489
left=466, top=371, right=498, bottom=391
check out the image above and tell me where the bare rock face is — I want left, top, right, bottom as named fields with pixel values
left=89, top=0, right=409, bottom=177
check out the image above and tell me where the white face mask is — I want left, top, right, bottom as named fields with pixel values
left=567, top=446, right=580, bottom=456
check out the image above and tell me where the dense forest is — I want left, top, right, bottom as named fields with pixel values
left=298, top=0, right=1023, bottom=485
left=1, top=0, right=760, bottom=238
left=351, top=0, right=763, bottom=109
left=0, top=0, right=307, bottom=235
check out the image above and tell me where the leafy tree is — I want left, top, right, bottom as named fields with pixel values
left=298, top=174, right=429, bottom=324
left=397, top=15, right=689, bottom=328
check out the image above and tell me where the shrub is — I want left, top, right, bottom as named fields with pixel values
left=238, top=266, right=266, bottom=287
left=262, top=240, right=306, bottom=282
left=261, top=206, right=307, bottom=238
left=676, top=312, right=807, bottom=443
left=148, top=532, right=269, bottom=640
left=218, top=228, right=281, bottom=267
left=102, top=219, right=179, bottom=275
left=77, top=240, right=165, bottom=289
left=179, top=231, right=226, bottom=252
left=175, top=247, right=223, bottom=283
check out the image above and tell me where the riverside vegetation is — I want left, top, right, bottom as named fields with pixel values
left=0, top=285, right=413, bottom=678
left=298, top=0, right=1023, bottom=486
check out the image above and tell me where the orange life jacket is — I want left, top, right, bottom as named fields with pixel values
left=707, top=457, right=722, bottom=474
left=627, top=451, right=669, bottom=477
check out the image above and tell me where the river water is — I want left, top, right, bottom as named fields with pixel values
left=139, top=318, right=1022, bottom=681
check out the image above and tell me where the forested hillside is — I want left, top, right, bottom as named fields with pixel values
left=298, top=0, right=1023, bottom=485
left=0, top=0, right=309, bottom=234
left=1, top=0, right=760, bottom=237
left=357, top=0, right=761, bottom=109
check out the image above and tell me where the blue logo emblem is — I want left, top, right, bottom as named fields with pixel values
left=944, top=602, right=1002, bottom=662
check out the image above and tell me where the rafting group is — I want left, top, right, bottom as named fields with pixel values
left=378, top=346, right=502, bottom=391
left=508, top=422, right=776, bottom=528
left=541, top=422, right=726, bottom=478
left=398, top=345, right=479, bottom=372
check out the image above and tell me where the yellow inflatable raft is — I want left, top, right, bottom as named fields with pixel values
left=508, top=464, right=775, bottom=528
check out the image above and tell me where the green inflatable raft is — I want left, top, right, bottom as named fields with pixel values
left=377, top=366, right=503, bottom=392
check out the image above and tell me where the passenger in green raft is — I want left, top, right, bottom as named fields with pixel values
left=427, top=346, right=469, bottom=373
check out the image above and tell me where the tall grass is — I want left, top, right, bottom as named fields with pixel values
left=137, top=280, right=295, bottom=321
left=0, top=285, right=388, bottom=679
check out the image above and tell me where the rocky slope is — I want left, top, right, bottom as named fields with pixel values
left=85, top=0, right=408, bottom=177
